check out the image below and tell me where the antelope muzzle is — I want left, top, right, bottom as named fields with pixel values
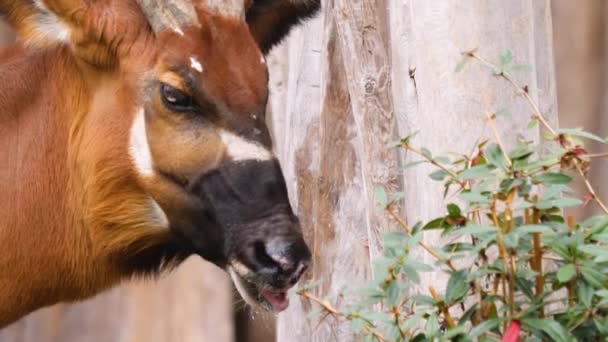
left=190, top=158, right=311, bottom=312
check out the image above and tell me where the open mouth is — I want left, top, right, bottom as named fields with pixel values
left=228, top=263, right=291, bottom=313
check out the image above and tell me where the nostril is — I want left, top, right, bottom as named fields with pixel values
left=253, top=240, right=278, bottom=269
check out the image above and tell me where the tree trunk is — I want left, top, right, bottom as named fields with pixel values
left=271, top=1, right=558, bottom=340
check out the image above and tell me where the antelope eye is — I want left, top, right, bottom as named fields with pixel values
left=160, top=83, right=194, bottom=112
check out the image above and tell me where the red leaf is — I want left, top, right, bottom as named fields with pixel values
left=502, top=320, right=520, bottom=342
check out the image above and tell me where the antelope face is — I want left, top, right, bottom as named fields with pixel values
left=131, top=6, right=311, bottom=312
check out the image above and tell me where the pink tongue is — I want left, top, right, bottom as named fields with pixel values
left=260, top=290, right=289, bottom=312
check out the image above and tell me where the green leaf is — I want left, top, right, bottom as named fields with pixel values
left=516, top=224, right=554, bottom=234
left=421, top=147, right=433, bottom=158
left=460, top=190, right=491, bottom=203
left=402, top=160, right=427, bottom=170
left=578, top=282, right=593, bottom=308
left=423, top=217, right=449, bottom=230
left=412, top=294, right=437, bottom=306
left=351, top=318, right=366, bottom=333
left=485, top=143, right=509, bottom=170
left=401, top=312, right=424, bottom=333
left=440, top=325, right=468, bottom=341
left=536, top=197, right=583, bottom=210
left=528, top=118, right=539, bottom=129
left=500, top=49, right=513, bottom=66
left=457, top=164, right=495, bottom=180
left=430, top=169, right=449, bottom=181
left=425, top=313, right=440, bottom=340
left=455, top=56, right=472, bottom=72
left=510, top=64, right=533, bottom=72
left=579, top=264, right=607, bottom=288
left=374, top=187, right=388, bottom=207
left=445, top=270, right=468, bottom=304
left=578, top=245, right=608, bottom=259
left=451, top=225, right=496, bottom=237
left=509, top=144, right=534, bottom=160
left=521, top=318, right=573, bottom=342
left=503, top=232, right=519, bottom=248
left=557, top=128, right=608, bottom=144
left=494, top=107, right=511, bottom=118
left=532, top=172, right=573, bottom=185
left=357, top=285, right=385, bottom=299
left=447, top=203, right=462, bottom=217
left=557, top=263, right=576, bottom=283
left=386, top=281, right=400, bottom=307
left=469, top=318, right=501, bottom=338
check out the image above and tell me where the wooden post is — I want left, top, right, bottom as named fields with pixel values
left=271, top=1, right=559, bottom=340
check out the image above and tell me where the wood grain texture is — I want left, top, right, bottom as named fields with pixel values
left=272, top=1, right=559, bottom=340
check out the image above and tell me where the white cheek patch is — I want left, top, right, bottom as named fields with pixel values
left=172, top=27, right=185, bottom=36
left=31, top=0, right=70, bottom=44
left=219, top=130, right=273, bottom=162
left=190, top=57, right=203, bottom=73
left=129, top=108, right=155, bottom=177
left=260, top=55, right=266, bottom=65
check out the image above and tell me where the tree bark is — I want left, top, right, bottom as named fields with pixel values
left=272, top=1, right=558, bottom=340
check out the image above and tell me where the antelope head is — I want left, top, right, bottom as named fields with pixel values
left=126, top=0, right=318, bottom=312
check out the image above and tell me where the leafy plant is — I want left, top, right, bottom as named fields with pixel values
left=296, top=50, right=608, bottom=341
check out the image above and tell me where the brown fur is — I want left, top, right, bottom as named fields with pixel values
left=0, top=0, right=319, bottom=328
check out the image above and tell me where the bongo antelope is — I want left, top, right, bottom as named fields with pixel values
left=0, top=0, right=319, bottom=327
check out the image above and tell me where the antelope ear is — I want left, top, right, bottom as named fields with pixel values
left=0, top=1, right=146, bottom=68
left=245, top=0, right=320, bottom=54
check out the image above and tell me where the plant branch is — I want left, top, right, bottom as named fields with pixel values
left=486, top=112, right=513, bottom=168
left=401, top=143, right=467, bottom=188
left=575, top=162, right=608, bottom=214
left=465, top=51, right=557, bottom=136
left=299, top=291, right=388, bottom=342
left=585, top=152, right=608, bottom=159
left=429, top=286, right=456, bottom=329
left=386, top=206, right=457, bottom=272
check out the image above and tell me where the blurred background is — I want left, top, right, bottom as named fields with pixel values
left=0, top=1, right=606, bottom=341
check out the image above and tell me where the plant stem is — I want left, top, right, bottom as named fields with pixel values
left=574, top=162, right=608, bottom=214
left=490, top=198, right=515, bottom=321
left=486, top=112, right=513, bottom=168
left=401, top=143, right=467, bottom=188
left=567, top=216, right=576, bottom=308
left=299, top=291, right=388, bottom=342
left=386, top=206, right=457, bottom=272
left=531, top=202, right=544, bottom=317
left=466, top=52, right=557, bottom=137
left=585, top=152, right=608, bottom=159
left=429, top=286, right=456, bottom=329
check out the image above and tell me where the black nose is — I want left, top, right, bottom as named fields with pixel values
left=250, top=237, right=311, bottom=286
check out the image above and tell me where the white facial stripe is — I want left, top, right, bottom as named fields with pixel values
left=149, top=199, right=169, bottom=230
left=260, top=55, right=266, bottom=65
left=190, top=57, right=203, bottom=73
left=31, top=0, right=70, bottom=44
left=219, top=130, right=273, bottom=162
left=129, top=108, right=154, bottom=177
left=172, top=27, right=184, bottom=36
